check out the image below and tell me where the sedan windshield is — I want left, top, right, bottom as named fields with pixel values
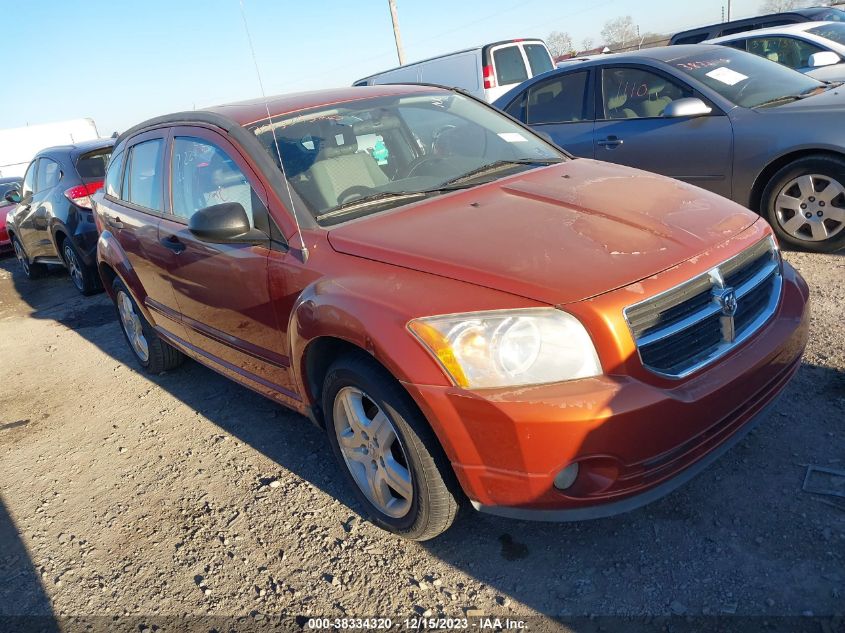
left=808, top=23, right=845, bottom=46
left=672, top=48, right=824, bottom=108
left=249, top=92, right=562, bottom=224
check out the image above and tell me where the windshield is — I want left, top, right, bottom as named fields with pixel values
left=673, top=48, right=823, bottom=108
left=808, top=22, right=845, bottom=46
left=249, top=92, right=562, bottom=224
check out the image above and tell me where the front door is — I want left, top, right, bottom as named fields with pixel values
left=157, top=127, right=295, bottom=398
left=593, top=65, right=735, bottom=198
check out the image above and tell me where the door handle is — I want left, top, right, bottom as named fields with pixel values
left=106, top=216, right=124, bottom=229
left=597, top=135, right=624, bottom=148
left=160, top=235, right=186, bottom=254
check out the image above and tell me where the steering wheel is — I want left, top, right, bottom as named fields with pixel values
left=337, top=185, right=375, bottom=205
left=401, top=156, right=446, bottom=179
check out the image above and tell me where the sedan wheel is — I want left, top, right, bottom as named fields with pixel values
left=117, top=289, right=150, bottom=363
left=774, top=174, right=845, bottom=243
left=13, top=239, right=29, bottom=276
left=11, top=237, right=46, bottom=279
left=64, top=243, right=85, bottom=292
left=332, top=386, right=413, bottom=518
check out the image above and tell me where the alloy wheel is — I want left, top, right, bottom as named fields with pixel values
left=116, top=290, right=149, bottom=362
left=332, top=386, right=414, bottom=518
left=13, top=240, right=30, bottom=276
left=64, top=244, right=84, bottom=292
left=774, top=174, right=845, bottom=242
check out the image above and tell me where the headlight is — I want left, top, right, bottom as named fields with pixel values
left=408, top=308, right=602, bottom=389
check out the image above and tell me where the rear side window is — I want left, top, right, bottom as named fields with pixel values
left=494, top=46, right=528, bottom=85
left=526, top=72, right=589, bottom=124
left=77, top=149, right=111, bottom=183
left=674, top=33, right=709, bottom=45
left=124, top=139, right=164, bottom=211
left=104, top=150, right=124, bottom=197
left=36, top=158, right=61, bottom=191
left=171, top=137, right=256, bottom=225
left=524, top=44, right=554, bottom=76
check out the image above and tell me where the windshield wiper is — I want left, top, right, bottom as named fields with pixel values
left=316, top=191, right=430, bottom=221
left=754, top=83, right=833, bottom=108
left=437, top=158, right=562, bottom=188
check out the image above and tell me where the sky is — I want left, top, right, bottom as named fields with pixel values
left=2, top=0, right=769, bottom=134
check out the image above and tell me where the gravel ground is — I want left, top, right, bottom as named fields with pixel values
left=0, top=249, right=843, bottom=629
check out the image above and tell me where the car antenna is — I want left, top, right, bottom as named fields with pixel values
left=238, top=0, right=309, bottom=263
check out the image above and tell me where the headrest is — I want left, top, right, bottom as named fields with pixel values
left=608, top=93, right=628, bottom=110
left=352, top=115, right=402, bottom=136
left=320, top=125, right=358, bottom=159
left=648, top=79, right=666, bottom=97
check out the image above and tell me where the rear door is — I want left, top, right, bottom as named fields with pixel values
left=98, top=130, right=187, bottom=339
left=522, top=41, right=555, bottom=79
left=513, top=69, right=595, bottom=158
left=158, top=126, right=294, bottom=395
left=592, top=64, right=734, bottom=198
left=487, top=43, right=530, bottom=102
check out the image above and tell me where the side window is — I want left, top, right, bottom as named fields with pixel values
left=171, top=137, right=256, bottom=225
left=125, top=139, right=164, bottom=211
left=36, top=158, right=62, bottom=191
left=601, top=67, right=692, bottom=119
left=526, top=72, right=589, bottom=125
left=723, top=39, right=748, bottom=51
left=104, top=150, right=124, bottom=198
left=493, top=45, right=529, bottom=85
left=22, top=161, right=37, bottom=198
left=504, top=93, right=526, bottom=121
left=747, top=37, right=824, bottom=69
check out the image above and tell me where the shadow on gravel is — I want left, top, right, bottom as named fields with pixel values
left=4, top=255, right=844, bottom=619
left=0, top=496, right=58, bottom=631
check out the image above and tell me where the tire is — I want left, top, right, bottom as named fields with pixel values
left=62, top=239, right=101, bottom=296
left=111, top=277, right=184, bottom=374
left=12, top=236, right=47, bottom=279
left=761, top=155, right=845, bottom=253
left=322, top=353, right=460, bottom=540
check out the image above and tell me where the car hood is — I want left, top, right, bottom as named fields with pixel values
left=327, top=159, right=759, bottom=305
left=764, top=84, right=845, bottom=114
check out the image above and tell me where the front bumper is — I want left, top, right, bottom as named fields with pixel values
left=404, top=262, right=809, bottom=519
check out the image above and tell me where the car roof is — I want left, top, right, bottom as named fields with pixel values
left=544, top=44, right=717, bottom=67
left=36, top=137, right=115, bottom=160
left=705, top=20, right=835, bottom=43
left=0, top=176, right=21, bottom=184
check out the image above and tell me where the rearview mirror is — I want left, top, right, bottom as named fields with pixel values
left=663, top=98, right=713, bottom=118
left=188, top=202, right=269, bottom=245
left=3, top=188, right=21, bottom=204
left=809, top=51, right=840, bottom=68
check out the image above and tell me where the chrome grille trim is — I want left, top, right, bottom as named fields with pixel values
left=624, top=236, right=783, bottom=379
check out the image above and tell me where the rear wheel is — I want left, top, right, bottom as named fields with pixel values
left=112, top=277, right=184, bottom=374
left=12, top=236, right=47, bottom=279
left=62, top=239, right=100, bottom=296
left=762, top=155, right=845, bottom=253
left=323, top=353, right=460, bottom=540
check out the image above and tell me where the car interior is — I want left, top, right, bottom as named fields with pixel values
left=602, top=69, right=688, bottom=119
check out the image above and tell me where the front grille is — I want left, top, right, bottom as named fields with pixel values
left=624, top=237, right=783, bottom=378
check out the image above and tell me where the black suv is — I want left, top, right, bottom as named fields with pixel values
left=670, top=6, right=845, bottom=45
left=5, top=139, right=114, bottom=294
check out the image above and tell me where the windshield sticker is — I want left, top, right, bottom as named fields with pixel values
left=705, top=67, right=748, bottom=86
left=498, top=132, right=528, bottom=143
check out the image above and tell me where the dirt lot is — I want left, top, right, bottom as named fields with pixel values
left=0, top=248, right=843, bottom=630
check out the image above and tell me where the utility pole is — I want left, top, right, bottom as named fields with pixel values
left=727, top=0, right=732, bottom=21
left=388, top=0, right=406, bottom=66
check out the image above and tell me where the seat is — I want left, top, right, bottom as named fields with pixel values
left=305, top=125, right=388, bottom=209
left=607, top=93, right=637, bottom=119
left=638, top=79, right=672, bottom=118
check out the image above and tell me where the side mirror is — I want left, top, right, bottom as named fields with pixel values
left=663, top=97, right=713, bottom=118
left=188, top=202, right=269, bottom=244
left=4, top=188, right=21, bottom=204
left=809, top=51, right=840, bottom=68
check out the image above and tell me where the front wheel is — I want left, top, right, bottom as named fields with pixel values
left=112, top=277, right=184, bottom=374
left=761, top=155, right=845, bottom=253
left=323, top=353, right=460, bottom=540
left=12, top=237, right=47, bottom=279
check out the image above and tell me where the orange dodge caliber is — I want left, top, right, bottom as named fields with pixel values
left=93, top=86, right=809, bottom=539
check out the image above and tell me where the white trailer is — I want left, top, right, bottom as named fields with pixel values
left=0, top=118, right=100, bottom=178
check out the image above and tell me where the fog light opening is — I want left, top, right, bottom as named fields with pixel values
left=554, top=463, right=580, bottom=490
